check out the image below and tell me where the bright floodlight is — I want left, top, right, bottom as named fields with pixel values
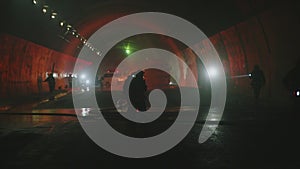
left=80, top=74, right=86, bottom=79
left=53, top=73, right=58, bottom=78
left=297, top=91, right=300, bottom=97
left=207, top=67, right=218, bottom=78
left=33, top=0, right=37, bottom=5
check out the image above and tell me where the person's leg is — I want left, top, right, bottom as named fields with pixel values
left=254, top=87, right=261, bottom=99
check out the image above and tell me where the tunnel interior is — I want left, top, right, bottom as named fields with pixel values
left=0, top=0, right=299, bottom=103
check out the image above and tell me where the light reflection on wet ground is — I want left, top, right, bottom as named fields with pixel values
left=0, top=91, right=299, bottom=168
left=0, top=114, right=76, bottom=135
left=0, top=108, right=299, bottom=168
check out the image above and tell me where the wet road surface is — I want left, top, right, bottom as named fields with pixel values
left=0, top=92, right=299, bottom=169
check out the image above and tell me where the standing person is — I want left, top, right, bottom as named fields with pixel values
left=44, top=73, right=55, bottom=93
left=249, top=65, right=266, bottom=100
left=124, top=71, right=147, bottom=111
left=283, top=60, right=300, bottom=96
left=67, top=74, right=73, bottom=89
left=37, top=73, right=43, bottom=94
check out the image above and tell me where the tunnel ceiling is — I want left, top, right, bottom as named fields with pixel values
left=0, top=0, right=280, bottom=56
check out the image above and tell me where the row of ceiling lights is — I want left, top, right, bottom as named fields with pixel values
left=32, top=0, right=102, bottom=56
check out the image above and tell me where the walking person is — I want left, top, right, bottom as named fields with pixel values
left=249, top=65, right=266, bottom=102
left=124, top=71, right=147, bottom=111
left=67, top=74, right=73, bottom=89
left=44, top=73, right=55, bottom=93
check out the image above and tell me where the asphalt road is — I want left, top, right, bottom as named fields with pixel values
left=0, top=91, right=299, bottom=169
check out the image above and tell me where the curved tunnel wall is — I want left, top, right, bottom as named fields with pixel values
left=0, top=3, right=298, bottom=101
left=192, top=3, right=299, bottom=100
left=0, top=33, right=91, bottom=98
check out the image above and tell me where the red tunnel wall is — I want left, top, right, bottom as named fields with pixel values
left=0, top=33, right=91, bottom=98
left=0, top=3, right=297, bottom=101
left=202, top=3, right=298, bottom=99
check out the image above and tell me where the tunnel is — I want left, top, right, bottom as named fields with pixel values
left=0, top=0, right=299, bottom=102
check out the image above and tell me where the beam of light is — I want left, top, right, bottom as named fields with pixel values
left=230, top=74, right=251, bottom=79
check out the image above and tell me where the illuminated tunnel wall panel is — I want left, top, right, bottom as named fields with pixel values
left=214, top=5, right=298, bottom=98
left=191, top=5, right=298, bottom=99
left=0, top=34, right=91, bottom=97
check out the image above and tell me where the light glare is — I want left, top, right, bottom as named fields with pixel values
left=208, top=67, right=218, bottom=78
left=80, top=74, right=86, bottom=79
left=51, top=12, right=57, bottom=19
left=42, top=5, right=48, bottom=14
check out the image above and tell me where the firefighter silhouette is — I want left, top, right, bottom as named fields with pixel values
left=124, top=71, right=147, bottom=111
left=249, top=65, right=266, bottom=100
left=44, top=73, right=56, bottom=93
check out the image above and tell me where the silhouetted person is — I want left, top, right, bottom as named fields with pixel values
left=283, top=60, right=300, bottom=115
left=37, top=73, right=43, bottom=94
left=249, top=65, right=266, bottom=100
left=283, top=60, right=300, bottom=95
left=44, top=73, right=55, bottom=93
left=124, top=71, right=147, bottom=111
left=67, top=74, right=72, bottom=89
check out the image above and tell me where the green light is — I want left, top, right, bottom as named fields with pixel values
left=124, top=44, right=132, bottom=55
left=125, top=49, right=131, bottom=55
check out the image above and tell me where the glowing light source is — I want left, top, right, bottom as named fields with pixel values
left=59, top=21, right=65, bottom=27
left=42, top=5, right=48, bottom=13
left=296, top=90, right=300, bottom=97
left=81, top=108, right=90, bottom=117
left=53, top=73, right=58, bottom=78
left=124, top=44, right=132, bottom=55
left=80, top=74, right=86, bottom=79
left=207, top=67, right=218, bottom=78
left=33, top=2, right=101, bottom=58
left=66, top=24, right=72, bottom=31
left=169, top=81, right=174, bottom=85
left=51, top=12, right=57, bottom=19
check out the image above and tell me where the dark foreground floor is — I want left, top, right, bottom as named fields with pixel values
left=0, top=91, right=299, bottom=169
left=0, top=113, right=299, bottom=169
